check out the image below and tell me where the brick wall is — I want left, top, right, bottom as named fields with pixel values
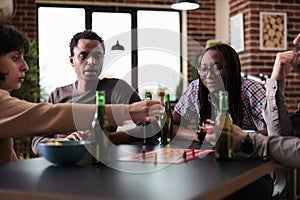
left=186, top=0, right=215, bottom=81
left=230, top=0, right=300, bottom=112
left=10, top=0, right=36, bottom=38
left=8, top=0, right=300, bottom=112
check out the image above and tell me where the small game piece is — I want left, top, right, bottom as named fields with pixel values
left=183, top=151, right=187, bottom=160
left=116, top=148, right=215, bottom=164
left=142, top=150, right=146, bottom=159
left=192, top=148, right=195, bottom=157
left=154, top=153, right=158, bottom=164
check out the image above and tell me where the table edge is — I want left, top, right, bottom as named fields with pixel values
left=193, top=160, right=277, bottom=200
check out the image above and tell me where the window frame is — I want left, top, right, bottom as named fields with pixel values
left=36, top=3, right=182, bottom=93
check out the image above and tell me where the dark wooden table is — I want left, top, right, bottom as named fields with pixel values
left=0, top=142, right=275, bottom=200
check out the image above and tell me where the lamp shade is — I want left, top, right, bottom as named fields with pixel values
left=171, top=0, right=199, bottom=10
left=111, top=40, right=124, bottom=51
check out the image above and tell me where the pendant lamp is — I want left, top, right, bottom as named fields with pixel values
left=171, top=0, right=199, bottom=10
left=111, top=40, right=124, bottom=51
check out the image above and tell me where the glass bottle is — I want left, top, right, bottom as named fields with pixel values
left=142, top=91, right=161, bottom=145
left=161, top=94, right=173, bottom=144
left=145, top=91, right=152, bottom=100
left=91, top=90, right=110, bottom=165
left=215, top=91, right=233, bottom=161
left=143, top=91, right=152, bottom=145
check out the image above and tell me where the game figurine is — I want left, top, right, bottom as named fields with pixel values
left=154, top=153, right=158, bottom=164
left=183, top=151, right=187, bottom=160
left=192, top=148, right=195, bottom=157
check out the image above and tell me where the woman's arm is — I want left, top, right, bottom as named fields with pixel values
left=0, top=91, right=163, bottom=138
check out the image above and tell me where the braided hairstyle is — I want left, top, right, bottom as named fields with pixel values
left=198, top=43, right=243, bottom=127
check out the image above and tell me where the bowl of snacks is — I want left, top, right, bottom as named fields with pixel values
left=38, top=140, right=91, bottom=165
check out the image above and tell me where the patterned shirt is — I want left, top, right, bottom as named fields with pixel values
left=174, top=77, right=266, bottom=130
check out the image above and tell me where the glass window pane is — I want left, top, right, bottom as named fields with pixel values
left=92, top=12, right=132, bottom=86
left=38, top=8, right=181, bottom=102
left=38, top=7, right=85, bottom=99
left=137, top=11, right=180, bottom=101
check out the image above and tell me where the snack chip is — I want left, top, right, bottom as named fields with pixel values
left=45, top=141, right=62, bottom=146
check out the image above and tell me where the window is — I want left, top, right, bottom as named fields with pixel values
left=92, top=12, right=132, bottom=85
left=137, top=10, right=180, bottom=100
left=38, top=7, right=85, bottom=99
left=38, top=5, right=181, bottom=101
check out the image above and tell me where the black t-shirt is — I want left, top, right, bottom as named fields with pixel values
left=47, top=78, right=140, bottom=106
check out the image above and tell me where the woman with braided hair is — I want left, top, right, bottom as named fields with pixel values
left=174, top=43, right=266, bottom=141
left=173, top=43, right=273, bottom=200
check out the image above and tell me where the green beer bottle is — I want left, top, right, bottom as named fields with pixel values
left=145, top=91, right=152, bottom=100
left=161, top=94, right=173, bottom=144
left=142, top=91, right=160, bottom=145
left=215, top=91, right=233, bottom=161
left=91, top=91, right=110, bottom=165
left=143, top=91, right=152, bottom=145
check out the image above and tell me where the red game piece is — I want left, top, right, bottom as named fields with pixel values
left=192, top=148, right=195, bottom=157
left=116, top=148, right=215, bottom=164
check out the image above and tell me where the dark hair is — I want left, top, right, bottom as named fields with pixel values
left=198, top=43, right=243, bottom=127
left=69, top=30, right=105, bottom=56
left=0, top=24, right=30, bottom=80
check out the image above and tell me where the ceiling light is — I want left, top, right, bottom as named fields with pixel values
left=111, top=40, right=124, bottom=51
left=171, top=0, right=199, bottom=10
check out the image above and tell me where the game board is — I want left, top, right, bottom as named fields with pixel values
left=116, top=148, right=215, bottom=164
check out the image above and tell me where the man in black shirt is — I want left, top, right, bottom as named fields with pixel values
left=31, top=30, right=160, bottom=155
